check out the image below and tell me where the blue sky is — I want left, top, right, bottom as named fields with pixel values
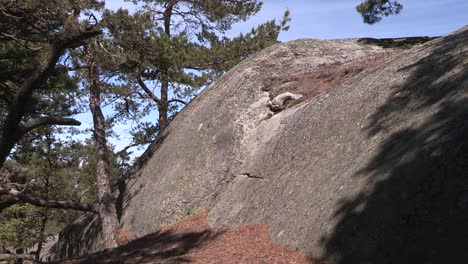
left=107, top=0, right=468, bottom=40
left=227, top=0, right=468, bottom=40
left=90, top=0, right=467, bottom=158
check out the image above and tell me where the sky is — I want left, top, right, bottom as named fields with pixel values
left=84, top=0, right=468, bottom=158
left=107, top=0, right=468, bottom=40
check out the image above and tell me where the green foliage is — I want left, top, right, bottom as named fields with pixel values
left=0, top=0, right=104, bottom=167
left=195, top=9, right=291, bottom=73
left=0, top=0, right=290, bottom=255
left=0, top=204, right=43, bottom=249
left=95, top=0, right=290, bottom=148
left=0, top=130, right=123, bottom=254
left=356, top=0, right=403, bottom=24
left=10, top=131, right=121, bottom=203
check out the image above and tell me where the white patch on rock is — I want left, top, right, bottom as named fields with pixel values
left=249, top=93, right=270, bottom=108
left=233, top=92, right=272, bottom=165
left=268, top=92, right=303, bottom=112
left=277, top=230, right=285, bottom=237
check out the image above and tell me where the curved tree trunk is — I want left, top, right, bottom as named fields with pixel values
left=0, top=28, right=100, bottom=170
left=86, top=44, right=119, bottom=249
left=158, top=1, right=175, bottom=132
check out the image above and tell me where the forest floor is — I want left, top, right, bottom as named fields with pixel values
left=54, top=210, right=321, bottom=264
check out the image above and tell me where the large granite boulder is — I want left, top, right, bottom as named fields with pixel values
left=48, top=26, right=468, bottom=263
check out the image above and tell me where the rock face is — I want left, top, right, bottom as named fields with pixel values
left=42, top=214, right=102, bottom=261
left=120, top=37, right=397, bottom=236
left=49, top=26, right=468, bottom=263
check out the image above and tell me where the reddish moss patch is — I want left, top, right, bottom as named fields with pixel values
left=56, top=210, right=316, bottom=264
left=267, top=54, right=396, bottom=110
left=185, top=221, right=314, bottom=264
left=164, top=210, right=315, bottom=263
left=116, top=227, right=132, bottom=245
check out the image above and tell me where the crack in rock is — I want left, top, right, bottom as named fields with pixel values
left=237, top=173, right=265, bottom=180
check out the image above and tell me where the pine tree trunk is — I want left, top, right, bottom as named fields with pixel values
left=15, top=248, right=24, bottom=264
left=86, top=45, right=119, bottom=249
left=36, top=134, right=51, bottom=261
left=159, top=76, right=169, bottom=131
left=35, top=212, right=47, bottom=262
left=158, top=3, right=173, bottom=132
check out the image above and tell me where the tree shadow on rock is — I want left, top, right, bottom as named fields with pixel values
left=50, top=228, right=222, bottom=264
left=47, top=213, right=103, bottom=261
left=117, top=131, right=170, bottom=221
left=321, top=28, right=468, bottom=264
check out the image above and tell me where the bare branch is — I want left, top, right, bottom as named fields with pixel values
left=0, top=197, right=18, bottom=212
left=116, top=142, right=148, bottom=157
left=0, top=186, right=97, bottom=212
left=136, top=77, right=162, bottom=106
left=0, top=32, right=43, bottom=51
left=19, top=116, right=81, bottom=136
left=97, top=41, right=120, bottom=62
left=79, top=185, right=93, bottom=199
left=168, top=98, right=187, bottom=105
left=0, top=9, right=22, bottom=20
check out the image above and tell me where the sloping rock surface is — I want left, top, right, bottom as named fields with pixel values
left=49, top=26, right=468, bottom=263
left=121, top=36, right=396, bottom=234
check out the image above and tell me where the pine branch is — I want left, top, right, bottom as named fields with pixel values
left=19, top=116, right=81, bottom=136
left=66, top=64, right=89, bottom=71
left=0, top=186, right=97, bottom=212
left=116, top=143, right=141, bottom=157
left=0, top=27, right=100, bottom=168
left=0, top=197, right=18, bottom=212
left=168, top=98, right=187, bottom=105
left=0, top=32, right=43, bottom=51
left=136, top=77, right=162, bottom=106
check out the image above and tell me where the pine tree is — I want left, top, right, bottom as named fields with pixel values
left=0, top=0, right=108, bottom=255
left=97, top=0, right=290, bottom=153
left=84, top=43, right=120, bottom=248
left=0, top=0, right=102, bottom=167
left=356, top=0, right=403, bottom=24
left=0, top=0, right=291, bottom=255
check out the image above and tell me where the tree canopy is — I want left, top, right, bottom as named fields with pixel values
left=96, top=0, right=290, bottom=150
left=356, top=0, right=403, bottom=24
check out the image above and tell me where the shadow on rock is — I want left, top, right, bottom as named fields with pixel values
left=320, top=29, right=468, bottom=263
left=357, top=36, right=437, bottom=49
left=51, top=228, right=222, bottom=264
